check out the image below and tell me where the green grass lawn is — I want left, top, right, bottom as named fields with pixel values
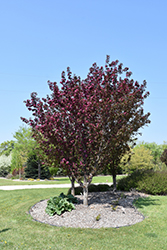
left=92, top=175, right=124, bottom=183
left=0, top=187, right=167, bottom=249
left=0, top=177, right=71, bottom=186
left=0, top=175, right=124, bottom=186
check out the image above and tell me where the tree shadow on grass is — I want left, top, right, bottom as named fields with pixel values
left=134, top=197, right=160, bottom=209
left=0, top=228, right=11, bottom=234
left=144, top=233, right=158, bottom=238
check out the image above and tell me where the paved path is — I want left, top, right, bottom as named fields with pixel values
left=0, top=182, right=113, bottom=190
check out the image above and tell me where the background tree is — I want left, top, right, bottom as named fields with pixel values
left=21, top=55, right=150, bottom=205
left=0, top=153, right=12, bottom=177
left=160, top=149, right=167, bottom=167
left=136, top=142, right=167, bottom=170
left=121, top=145, right=154, bottom=174
left=0, top=140, right=15, bottom=156
left=13, top=126, right=36, bottom=158
left=11, top=148, right=25, bottom=179
left=10, top=126, right=36, bottom=178
left=25, top=151, right=51, bottom=179
left=0, top=126, right=57, bottom=179
left=0, top=140, right=14, bottom=177
left=136, top=142, right=163, bottom=164
left=32, top=130, right=78, bottom=194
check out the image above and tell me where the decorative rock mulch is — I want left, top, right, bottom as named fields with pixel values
left=29, top=190, right=149, bottom=229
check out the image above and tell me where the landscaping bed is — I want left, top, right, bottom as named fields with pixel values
left=29, top=190, right=148, bottom=228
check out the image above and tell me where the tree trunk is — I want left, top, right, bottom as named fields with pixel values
left=112, top=172, right=117, bottom=191
left=83, top=175, right=88, bottom=206
left=70, top=176, right=75, bottom=196
left=19, top=168, right=21, bottom=179
left=38, top=160, right=41, bottom=179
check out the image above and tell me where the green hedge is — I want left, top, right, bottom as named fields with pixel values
left=67, top=183, right=111, bottom=195
left=117, top=170, right=167, bottom=195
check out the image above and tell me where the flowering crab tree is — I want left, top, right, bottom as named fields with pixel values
left=21, top=55, right=150, bottom=205
left=94, top=57, right=151, bottom=188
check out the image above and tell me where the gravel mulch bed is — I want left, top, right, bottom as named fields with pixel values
left=29, top=190, right=148, bottom=229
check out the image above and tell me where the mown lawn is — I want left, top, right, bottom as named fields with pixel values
left=0, top=175, right=124, bottom=186
left=0, top=177, right=71, bottom=186
left=0, top=187, right=167, bottom=249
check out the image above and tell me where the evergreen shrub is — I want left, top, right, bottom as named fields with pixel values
left=25, top=153, right=51, bottom=179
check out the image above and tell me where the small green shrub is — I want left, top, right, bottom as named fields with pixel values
left=137, top=171, right=167, bottom=195
left=5, top=173, right=13, bottom=179
left=97, top=184, right=110, bottom=192
left=45, top=197, right=75, bottom=216
left=117, top=170, right=148, bottom=191
left=45, top=193, right=77, bottom=216
left=11, top=174, right=20, bottom=180
left=88, top=184, right=99, bottom=192
left=59, top=192, right=78, bottom=204
left=67, top=186, right=83, bottom=195
left=111, top=205, right=118, bottom=211
left=117, top=170, right=167, bottom=195
left=67, top=184, right=110, bottom=195
left=96, top=214, right=101, bottom=221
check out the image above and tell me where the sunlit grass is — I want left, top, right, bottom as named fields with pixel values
left=0, top=188, right=167, bottom=249
left=0, top=175, right=124, bottom=186
left=0, top=177, right=70, bottom=186
left=92, top=175, right=125, bottom=183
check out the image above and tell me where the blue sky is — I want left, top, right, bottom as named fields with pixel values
left=0, top=0, right=167, bottom=145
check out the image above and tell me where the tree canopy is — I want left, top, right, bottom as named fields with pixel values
left=160, top=149, right=167, bottom=166
left=0, top=140, right=15, bottom=156
left=21, top=56, right=150, bottom=205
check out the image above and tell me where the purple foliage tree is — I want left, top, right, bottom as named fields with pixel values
left=21, top=56, right=150, bottom=205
